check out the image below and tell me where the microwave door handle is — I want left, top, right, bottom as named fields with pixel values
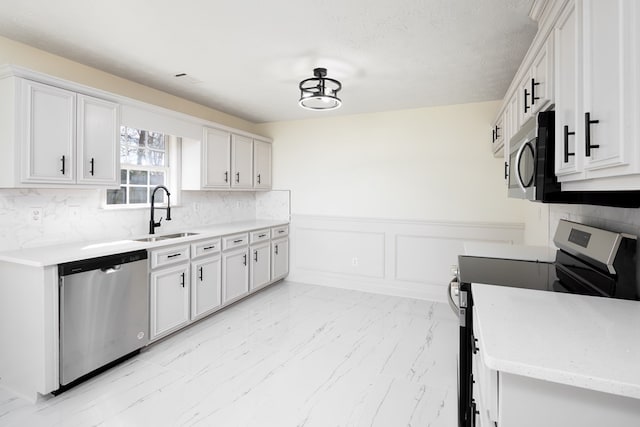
left=515, top=140, right=529, bottom=193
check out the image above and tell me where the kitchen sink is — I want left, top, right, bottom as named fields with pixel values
left=135, top=232, right=199, bottom=242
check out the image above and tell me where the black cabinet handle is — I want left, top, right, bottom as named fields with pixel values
left=495, top=125, right=500, bottom=140
left=472, top=337, right=479, bottom=355
left=563, top=125, right=576, bottom=163
left=224, top=171, right=229, bottom=183
left=524, top=88, right=530, bottom=113
left=198, top=266, right=203, bottom=281
left=254, top=250, right=258, bottom=262
left=278, top=230, right=285, bottom=234
left=243, top=254, right=247, bottom=266
left=180, top=272, right=185, bottom=288
left=233, top=239, right=243, bottom=243
left=258, top=234, right=266, bottom=238
left=257, top=173, right=261, bottom=184
left=275, top=244, right=279, bottom=255
left=89, top=158, right=95, bottom=176
left=585, top=112, right=600, bottom=156
left=531, top=78, right=540, bottom=105
left=60, top=155, right=65, bottom=175
left=235, top=172, right=240, bottom=183
left=167, top=253, right=182, bottom=259
left=203, top=245, right=216, bottom=250
left=504, top=161, right=508, bottom=180
left=492, top=129, right=496, bottom=143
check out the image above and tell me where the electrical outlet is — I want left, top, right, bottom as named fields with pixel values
left=29, top=207, right=43, bottom=225
left=352, top=257, right=358, bottom=267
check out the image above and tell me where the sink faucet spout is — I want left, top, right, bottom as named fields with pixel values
left=149, top=185, right=171, bottom=234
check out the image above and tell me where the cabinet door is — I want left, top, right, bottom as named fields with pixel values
left=191, top=255, right=222, bottom=320
left=203, top=127, right=231, bottom=188
left=582, top=0, right=634, bottom=173
left=253, top=140, right=272, bottom=189
left=554, top=1, right=583, bottom=178
left=76, top=94, right=119, bottom=186
left=271, top=238, right=289, bottom=281
left=150, top=263, right=190, bottom=339
left=530, top=36, right=554, bottom=115
left=231, top=134, right=253, bottom=189
left=250, top=242, right=271, bottom=290
left=222, top=247, right=249, bottom=303
left=21, top=80, right=75, bottom=184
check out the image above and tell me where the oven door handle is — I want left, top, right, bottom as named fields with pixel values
left=447, top=278, right=460, bottom=315
left=515, top=140, right=535, bottom=193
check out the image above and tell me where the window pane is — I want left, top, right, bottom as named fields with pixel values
left=148, top=133, right=165, bottom=150
left=106, top=187, right=126, bottom=205
left=129, top=170, right=148, bottom=185
left=150, top=189, right=165, bottom=204
left=129, top=187, right=148, bottom=204
left=120, top=169, right=127, bottom=183
left=150, top=171, right=165, bottom=186
left=149, top=151, right=165, bottom=166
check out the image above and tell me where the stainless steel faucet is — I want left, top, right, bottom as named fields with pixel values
left=149, top=185, right=171, bottom=234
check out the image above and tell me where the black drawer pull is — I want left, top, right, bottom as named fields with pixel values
left=243, top=254, right=247, bottom=266
left=167, top=253, right=182, bottom=259
left=198, top=266, right=203, bottom=281
left=224, top=171, right=229, bottom=183
left=278, top=230, right=285, bottom=234
left=60, top=155, right=66, bottom=175
left=257, top=174, right=261, bottom=184
left=235, top=172, right=240, bottom=183
left=254, top=250, right=258, bottom=262
left=180, top=272, right=185, bottom=287
left=504, top=161, right=508, bottom=180
left=258, top=234, right=266, bottom=238
left=89, top=158, right=95, bottom=176
left=203, top=245, right=216, bottom=250
left=275, top=244, right=279, bottom=255
left=233, top=239, right=243, bottom=243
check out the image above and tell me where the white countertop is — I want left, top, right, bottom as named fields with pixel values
left=0, top=219, right=288, bottom=267
left=464, top=242, right=556, bottom=263
left=473, top=283, right=640, bottom=399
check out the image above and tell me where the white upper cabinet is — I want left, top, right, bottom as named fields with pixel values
left=580, top=0, right=634, bottom=174
left=76, top=94, right=119, bottom=185
left=203, top=127, right=231, bottom=188
left=519, top=36, right=554, bottom=126
left=231, top=134, right=253, bottom=189
left=21, top=80, right=76, bottom=184
left=253, top=140, right=272, bottom=189
left=182, top=127, right=272, bottom=191
left=556, top=0, right=639, bottom=189
left=0, top=74, right=120, bottom=188
left=554, top=0, right=582, bottom=178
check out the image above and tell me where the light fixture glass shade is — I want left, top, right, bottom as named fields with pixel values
left=298, top=68, right=342, bottom=110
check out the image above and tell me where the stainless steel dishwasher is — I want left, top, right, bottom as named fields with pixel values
left=58, top=250, right=149, bottom=387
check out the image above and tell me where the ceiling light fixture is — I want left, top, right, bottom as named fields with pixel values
left=298, top=67, right=342, bottom=111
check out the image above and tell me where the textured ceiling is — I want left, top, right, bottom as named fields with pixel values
left=0, top=0, right=537, bottom=123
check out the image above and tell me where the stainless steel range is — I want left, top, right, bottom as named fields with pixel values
left=449, top=219, right=638, bottom=427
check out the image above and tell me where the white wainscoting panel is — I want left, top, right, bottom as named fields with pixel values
left=289, top=215, right=524, bottom=302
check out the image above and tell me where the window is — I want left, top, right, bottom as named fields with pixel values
left=106, top=126, right=173, bottom=206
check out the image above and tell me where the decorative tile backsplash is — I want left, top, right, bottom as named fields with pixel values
left=0, top=189, right=290, bottom=251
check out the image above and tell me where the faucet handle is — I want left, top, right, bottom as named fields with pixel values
left=155, top=217, right=163, bottom=227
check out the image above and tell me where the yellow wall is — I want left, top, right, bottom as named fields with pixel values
left=0, top=35, right=257, bottom=133
left=257, top=101, right=534, bottom=224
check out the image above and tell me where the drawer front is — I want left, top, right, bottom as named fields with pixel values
left=250, top=229, right=270, bottom=244
left=151, top=244, right=190, bottom=269
left=222, top=233, right=249, bottom=251
left=271, top=225, right=289, bottom=238
left=191, top=238, right=221, bottom=259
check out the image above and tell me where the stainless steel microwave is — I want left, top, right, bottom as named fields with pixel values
left=506, top=110, right=640, bottom=207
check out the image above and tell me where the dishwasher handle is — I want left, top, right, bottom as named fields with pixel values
left=100, top=265, right=122, bottom=274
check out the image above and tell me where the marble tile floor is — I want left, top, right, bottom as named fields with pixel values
left=0, top=281, right=459, bottom=427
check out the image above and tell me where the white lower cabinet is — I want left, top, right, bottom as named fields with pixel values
left=250, top=242, right=271, bottom=291
left=150, top=263, right=190, bottom=339
left=271, top=237, right=289, bottom=281
left=190, top=255, right=222, bottom=320
left=222, top=247, right=249, bottom=303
